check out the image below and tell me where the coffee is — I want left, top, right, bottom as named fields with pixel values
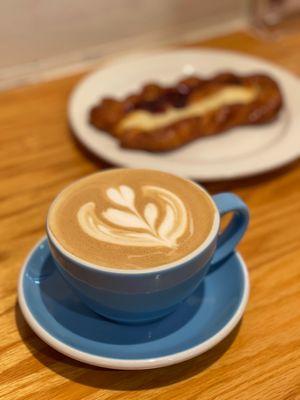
left=48, top=169, right=216, bottom=270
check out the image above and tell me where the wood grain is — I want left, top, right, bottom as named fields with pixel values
left=1, top=30, right=300, bottom=400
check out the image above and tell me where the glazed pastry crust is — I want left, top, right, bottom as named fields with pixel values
left=89, top=73, right=283, bottom=152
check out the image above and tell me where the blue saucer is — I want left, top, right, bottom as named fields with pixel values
left=18, top=237, right=249, bottom=370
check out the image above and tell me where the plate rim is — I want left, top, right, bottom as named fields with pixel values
left=68, top=47, right=300, bottom=181
left=18, top=236, right=250, bottom=370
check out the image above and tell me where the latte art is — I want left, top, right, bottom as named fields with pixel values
left=48, top=169, right=215, bottom=269
left=77, top=185, right=191, bottom=248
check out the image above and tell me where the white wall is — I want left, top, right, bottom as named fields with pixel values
left=0, top=0, right=247, bottom=88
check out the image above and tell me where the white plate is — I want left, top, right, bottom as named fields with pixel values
left=68, top=49, right=300, bottom=181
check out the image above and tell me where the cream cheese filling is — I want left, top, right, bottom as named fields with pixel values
left=118, top=85, right=258, bottom=132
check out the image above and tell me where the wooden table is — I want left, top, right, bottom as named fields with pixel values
left=1, top=31, right=300, bottom=400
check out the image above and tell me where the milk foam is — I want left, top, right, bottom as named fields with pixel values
left=77, top=184, right=191, bottom=248
left=49, top=169, right=215, bottom=269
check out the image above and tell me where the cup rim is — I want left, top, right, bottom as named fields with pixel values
left=46, top=169, right=220, bottom=275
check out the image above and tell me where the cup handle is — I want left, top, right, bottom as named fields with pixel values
left=211, top=193, right=249, bottom=265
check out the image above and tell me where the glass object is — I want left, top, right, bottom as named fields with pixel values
left=251, top=0, right=300, bottom=35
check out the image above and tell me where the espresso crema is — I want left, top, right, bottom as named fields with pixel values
left=48, top=169, right=216, bottom=269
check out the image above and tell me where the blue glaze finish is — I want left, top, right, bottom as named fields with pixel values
left=212, top=193, right=250, bottom=265
left=21, top=239, right=248, bottom=361
left=49, top=240, right=214, bottom=323
left=47, top=191, right=249, bottom=323
left=55, top=259, right=212, bottom=324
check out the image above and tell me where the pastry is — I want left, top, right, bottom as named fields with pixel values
left=89, top=72, right=283, bottom=152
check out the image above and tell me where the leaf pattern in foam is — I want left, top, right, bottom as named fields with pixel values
left=78, top=184, right=191, bottom=248
left=119, top=185, right=135, bottom=208
left=106, top=185, right=135, bottom=209
left=106, top=188, right=126, bottom=207
left=103, top=208, right=149, bottom=230
left=158, top=204, right=176, bottom=239
left=144, top=203, right=158, bottom=230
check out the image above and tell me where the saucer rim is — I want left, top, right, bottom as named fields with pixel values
left=18, top=236, right=250, bottom=370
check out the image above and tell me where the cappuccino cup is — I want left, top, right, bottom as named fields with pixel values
left=47, top=169, right=249, bottom=323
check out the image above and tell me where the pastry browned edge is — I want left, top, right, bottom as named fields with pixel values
left=89, top=72, right=283, bottom=152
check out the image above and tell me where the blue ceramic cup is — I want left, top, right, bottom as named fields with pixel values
left=47, top=179, right=249, bottom=324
